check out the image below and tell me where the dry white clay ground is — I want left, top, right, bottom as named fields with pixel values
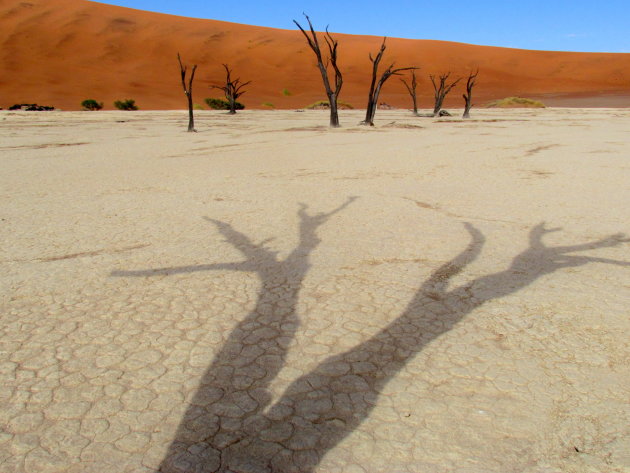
left=1, top=108, right=629, bottom=473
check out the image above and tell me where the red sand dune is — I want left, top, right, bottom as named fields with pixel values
left=1, top=0, right=630, bottom=110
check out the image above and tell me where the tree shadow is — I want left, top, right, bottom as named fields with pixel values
left=112, top=217, right=628, bottom=473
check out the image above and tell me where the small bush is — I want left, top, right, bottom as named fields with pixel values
left=305, top=100, right=354, bottom=110
left=193, top=103, right=204, bottom=110
left=114, top=99, right=138, bottom=111
left=282, top=88, right=292, bottom=97
left=261, top=102, right=275, bottom=109
left=204, top=98, right=245, bottom=110
left=485, top=97, right=545, bottom=108
left=81, top=99, right=103, bottom=111
left=9, top=103, right=54, bottom=111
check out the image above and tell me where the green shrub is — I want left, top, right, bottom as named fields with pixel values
left=204, top=98, right=245, bottom=110
left=114, top=99, right=138, bottom=111
left=282, top=88, right=292, bottom=97
left=485, top=97, right=545, bottom=108
left=81, top=99, right=103, bottom=111
left=305, top=100, right=354, bottom=110
left=261, top=102, right=275, bottom=109
left=193, top=103, right=204, bottom=110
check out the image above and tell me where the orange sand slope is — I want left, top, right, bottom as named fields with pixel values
left=1, top=0, right=629, bottom=110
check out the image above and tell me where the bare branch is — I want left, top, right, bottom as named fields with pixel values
left=431, top=72, right=461, bottom=117
left=362, top=39, right=414, bottom=125
left=212, top=63, right=250, bottom=114
left=294, top=15, right=343, bottom=127
left=400, top=68, right=420, bottom=115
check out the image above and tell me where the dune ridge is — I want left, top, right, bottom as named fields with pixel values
left=1, top=0, right=629, bottom=110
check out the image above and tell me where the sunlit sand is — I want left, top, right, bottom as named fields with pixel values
left=1, top=108, right=629, bottom=472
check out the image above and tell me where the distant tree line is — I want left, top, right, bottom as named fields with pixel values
left=294, top=14, right=479, bottom=127
left=173, top=14, right=478, bottom=131
left=78, top=15, right=479, bottom=131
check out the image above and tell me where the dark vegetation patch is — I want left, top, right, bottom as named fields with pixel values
left=204, top=98, right=245, bottom=110
left=114, top=99, right=138, bottom=110
left=9, top=103, right=54, bottom=111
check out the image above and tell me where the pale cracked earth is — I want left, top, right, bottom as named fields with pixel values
left=1, top=108, right=629, bottom=473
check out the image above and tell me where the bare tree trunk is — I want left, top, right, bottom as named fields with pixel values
left=369, top=80, right=386, bottom=124
left=401, top=70, right=419, bottom=116
left=187, top=91, right=195, bottom=127
left=177, top=53, right=197, bottom=132
left=430, top=72, right=461, bottom=117
left=462, top=69, right=479, bottom=119
left=229, top=95, right=236, bottom=115
left=328, top=94, right=339, bottom=126
left=363, top=40, right=384, bottom=126
left=362, top=38, right=415, bottom=126
left=431, top=77, right=443, bottom=116
left=294, top=15, right=343, bottom=128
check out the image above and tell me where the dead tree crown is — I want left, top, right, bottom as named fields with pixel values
left=362, top=37, right=415, bottom=126
left=400, top=69, right=420, bottom=116
left=294, top=14, right=343, bottom=127
left=211, top=64, right=251, bottom=114
left=463, top=69, right=479, bottom=118
left=430, top=72, right=461, bottom=117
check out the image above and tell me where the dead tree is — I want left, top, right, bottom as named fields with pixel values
left=212, top=64, right=251, bottom=114
left=294, top=14, right=343, bottom=128
left=177, top=53, right=197, bottom=132
left=462, top=69, right=479, bottom=118
left=362, top=38, right=415, bottom=126
left=400, top=69, right=419, bottom=116
left=430, top=72, right=461, bottom=117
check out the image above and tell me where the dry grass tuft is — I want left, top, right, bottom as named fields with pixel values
left=305, top=100, right=354, bottom=110
left=485, top=97, right=546, bottom=108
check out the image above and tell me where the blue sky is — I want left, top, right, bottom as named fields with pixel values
left=93, top=0, right=630, bottom=53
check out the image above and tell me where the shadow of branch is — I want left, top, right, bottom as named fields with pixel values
left=114, top=218, right=627, bottom=473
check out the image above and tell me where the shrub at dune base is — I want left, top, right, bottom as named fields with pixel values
left=204, top=98, right=245, bottom=110
left=305, top=100, right=354, bottom=110
left=114, top=99, right=138, bottom=111
left=81, top=99, right=103, bottom=111
left=9, top=103, right=55, bottom=111
left=485, top=97, right=546, bottom=108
